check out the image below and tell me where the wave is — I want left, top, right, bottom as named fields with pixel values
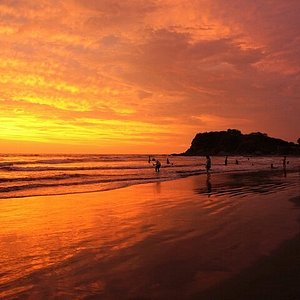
left=0, top=173, right=91, bottom=183
left=0, top=155, right=150, bottom=166
left=0, top=162, right=14, bottom=167
left=0, top=174, right=175, bottom=193
left=0, top=163, right=199, bottom=172
left=0, top=168, right=206, bottom=196
left=0, top=168, right=298, bottom=199
left=0, top=165, right=148, bottom=172
left=0, top=158, right=125, bottom=166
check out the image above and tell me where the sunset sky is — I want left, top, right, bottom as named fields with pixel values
left=0, top=0, right=299, bottom=153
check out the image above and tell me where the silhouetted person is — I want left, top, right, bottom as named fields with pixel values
left=155, top=160, right=161, bottom=172
left=148, top=156, right=151, bottom=163
left=235, top=159, right=239, bottom=165
left=166, top=157, right=170, bottom=164
left=271, top=163, right=274, bottom=169
left=205, top=155, right=211, bottom=173
left=224, top=156, right=228, bottom=166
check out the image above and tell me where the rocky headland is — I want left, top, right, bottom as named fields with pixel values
left=181, top=129, right=300, bottom=156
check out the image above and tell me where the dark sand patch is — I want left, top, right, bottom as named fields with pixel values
left=193, top=235, right=300, bottom=300
left=193, top=194, right=300, bottom=300
left=289, top=195, right=300, bottom=207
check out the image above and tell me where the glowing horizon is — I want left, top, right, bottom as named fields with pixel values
left=1, top=1, right=299, bottom=154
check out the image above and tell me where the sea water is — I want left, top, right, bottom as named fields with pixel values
left=0, top=154, right=299, bottom=199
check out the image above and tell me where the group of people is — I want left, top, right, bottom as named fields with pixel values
left=205, top=155, right=237, bottom=173
left=149, top=155, right=290, bottom=174
left=148, top=156, right=162, bottom=172
left=271, top=156, right=289, bottom=170
left=148, top=155, right=227, bottom=174
left=148, top=156, right=173, bottom=172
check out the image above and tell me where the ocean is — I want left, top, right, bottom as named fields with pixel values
left=0, top=154, right=299, bottom=199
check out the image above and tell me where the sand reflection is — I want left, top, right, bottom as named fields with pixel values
left=0, top=171, right=300, bottom=299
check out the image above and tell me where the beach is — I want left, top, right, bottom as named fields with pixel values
left=2, top=1, right=300, bottom=299
left=0, top=169, right=300, bottom=299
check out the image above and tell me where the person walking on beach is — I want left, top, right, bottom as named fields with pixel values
left=224, top=156, right=228, bottom=166
left=166, top=157, right=170, bottom=165
left=155, top=160, right=161, bottom=172
left=205, top=155, right=211, bottom=173
left=148, top=156, right=151, bottom=163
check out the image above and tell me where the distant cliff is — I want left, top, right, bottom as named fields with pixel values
left=182, top=129, right=300, bottom=156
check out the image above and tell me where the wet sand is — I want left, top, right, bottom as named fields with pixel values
left=0, top=170, right=300, bottom=299
left=196, top=232, right=300, bottom=300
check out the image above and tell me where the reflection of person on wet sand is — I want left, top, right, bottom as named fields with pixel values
left=205, top=155, right=211, bottom=173
left=155, top=181, right=161, bottom=193
left=283, top=156, right=287, bottom=169
left=283, top=167, right=287, bottom=177
left=206, top=173, right=212, bottom=196
left=282, top=156, right=287, bottom=177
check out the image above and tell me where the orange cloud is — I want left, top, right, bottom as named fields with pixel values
left=0, top=0, right=299, bottom=153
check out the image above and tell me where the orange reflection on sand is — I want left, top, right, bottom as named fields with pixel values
left=1, top=173, right=299, bottom=299
left=0, top=183, right=182, bottom=292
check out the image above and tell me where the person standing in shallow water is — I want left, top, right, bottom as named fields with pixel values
left=155, top=160, right=161, bottom=172
left=205, top=155, right=211, bottom=173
